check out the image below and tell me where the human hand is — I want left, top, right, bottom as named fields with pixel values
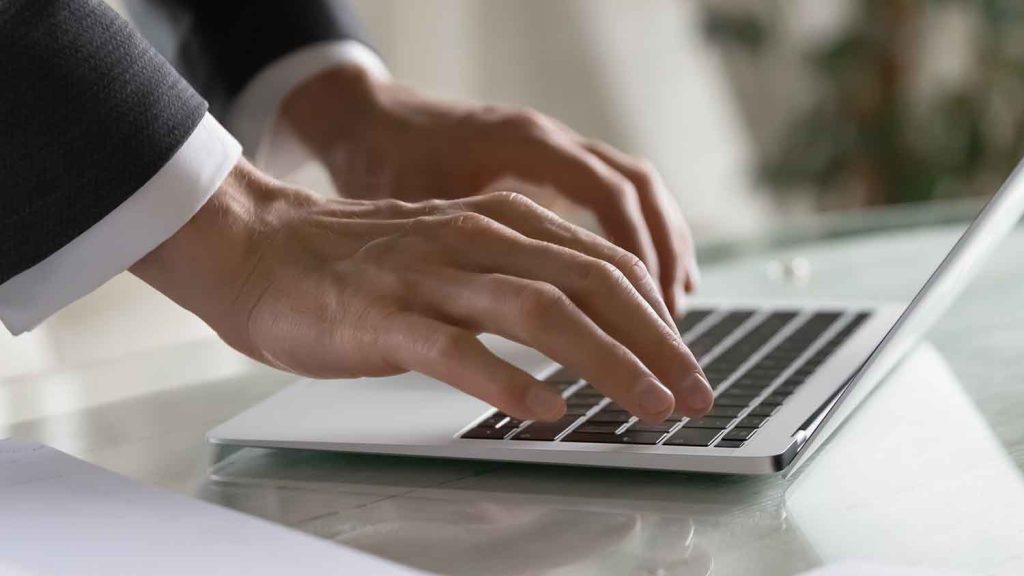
left=280, top=64, right=699, bottom=316
left=131, top=160, right=713, bottom=423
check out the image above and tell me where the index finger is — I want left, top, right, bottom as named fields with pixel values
left=585, top=142, right=699, bottom=314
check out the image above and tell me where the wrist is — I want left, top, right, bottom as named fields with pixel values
left=280, top=62, right=384, bottom=159
left=129, top=159, right=281, bottom=330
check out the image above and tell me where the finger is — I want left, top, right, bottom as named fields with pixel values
left=420, top=213, right=713, bottom=417
left=584, top=142, right=700, bottom=316
left=409, top=270, right=678, bottom=422
left=317, top=194, right=679, bottom=334
left=381, top=312, right=567, bottom=421
left=483, top=112, right=661, bottom=282
left=464, top=192, right=678, bottom=335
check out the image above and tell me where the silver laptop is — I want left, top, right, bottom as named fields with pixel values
left=209, top=159, right=1024, bottom=475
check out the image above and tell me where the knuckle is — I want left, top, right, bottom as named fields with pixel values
left=574, top=257, right=625, bottom=289
left=418, top=199, right=450, bottom=216
left=612, top=174, right=640, bottom=201
left=503, top=108, right=548, bottom=136
left=485, top=190, right=535, bottom=211
left=446, top=211, right=495, bottom=231
left=630, top=159, right=659, bottom=190
left=595, top=171, right=640, bottom=210
left=612, top=251, right=651, bottom=286
left=518, top=283, right=571, bottom=321
left=411, top=211, right=497, bottom=237
left=428, top=329, right=472, bottom=360
left=378, top=198, right=413, bottom=213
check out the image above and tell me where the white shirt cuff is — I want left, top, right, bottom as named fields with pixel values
left=0, top=113, right=241, bottom=335
left=226, top=40, right=389, bottom=178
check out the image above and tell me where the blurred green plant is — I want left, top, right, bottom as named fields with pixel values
left=703, top=0, right=1024, bottom=206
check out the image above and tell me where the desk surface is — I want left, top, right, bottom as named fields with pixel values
left=2, top=206, right=1022, bottom=576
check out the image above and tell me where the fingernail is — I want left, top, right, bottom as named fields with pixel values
left=638, top=378, right=674, bottom=418
left=682, top=373, right=714, bottom=415
left=526, top=386, right=565, bottom=421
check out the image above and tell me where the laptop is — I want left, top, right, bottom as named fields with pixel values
left=209, top=160, right=1024, bottom=475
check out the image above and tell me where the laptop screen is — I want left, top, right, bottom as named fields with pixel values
left=788, top=157, right=1024, bottom=473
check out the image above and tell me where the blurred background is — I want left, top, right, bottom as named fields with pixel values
left=5, top=0, right=1024, bottom=384
left=352, top=0, right=1024, bottom=227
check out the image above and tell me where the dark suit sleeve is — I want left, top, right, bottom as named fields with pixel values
left=126, top=0, right=371, bottom=117
left=0, top=0, right=208, bottom=285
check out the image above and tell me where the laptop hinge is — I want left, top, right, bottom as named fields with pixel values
left=792, top=382, right=848, bottom=448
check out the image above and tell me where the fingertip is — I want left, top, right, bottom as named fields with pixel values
left=678, top=372, right=714, bottom=417
left=525, top=384, right=566, bottom=421
left=636, top=378, right=675, bottom=422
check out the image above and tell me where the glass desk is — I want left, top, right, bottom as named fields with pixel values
left=2, top=204, right=1022, bottom=575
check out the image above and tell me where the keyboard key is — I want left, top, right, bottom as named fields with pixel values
left=665, top=428, right=722, bottom=447
left=587, top=409, right=633, bottom=423
left=561, top=430, right=666, bottom=444
left=627, top=421, right=679, bottom=433
left=687, top=311, right=755, bottom=358
left=480, top=414, right=523, bottom=428
left=707, top=406, right=743, bottom=418
left=724, top=385, right=767, bottom=396
left=615, top=432, right=667, bottom=444
left=723, top=427, right=758, bottom=442
left=715, top=440, right=745, bottom=448
left=511, top=417, right=579, bottom=441
left=715, top=393, right=758, bottom=407
left=572, top=423, right=624, bottom=434
left=561, top=431, right=621, bottom=443
left=462, top=426, right=511, bottom=440
left=683, top=416, right=734, bottom=429
left=566, top=396, right=602, bottom=408
left=749, top=404, right=780, bottom=417
left=477, top=414, right=508, bottom=428
left=510, top=428, right=561, bottom=441
left=737, top=415, right=768, bottom=428
left=676, top=309, right=712, bottom=333
left=760, top=392, right=789, bottom=406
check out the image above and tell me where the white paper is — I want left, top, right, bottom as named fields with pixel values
left=0, top=439, right=426, bottom=575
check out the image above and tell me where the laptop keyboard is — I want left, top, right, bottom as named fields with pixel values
left=460, top=308, right=871, bottom=448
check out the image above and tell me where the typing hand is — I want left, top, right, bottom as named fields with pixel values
left=280, top=63, right=699, bottom=316
left=131, top=160, right=713, bottom=423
